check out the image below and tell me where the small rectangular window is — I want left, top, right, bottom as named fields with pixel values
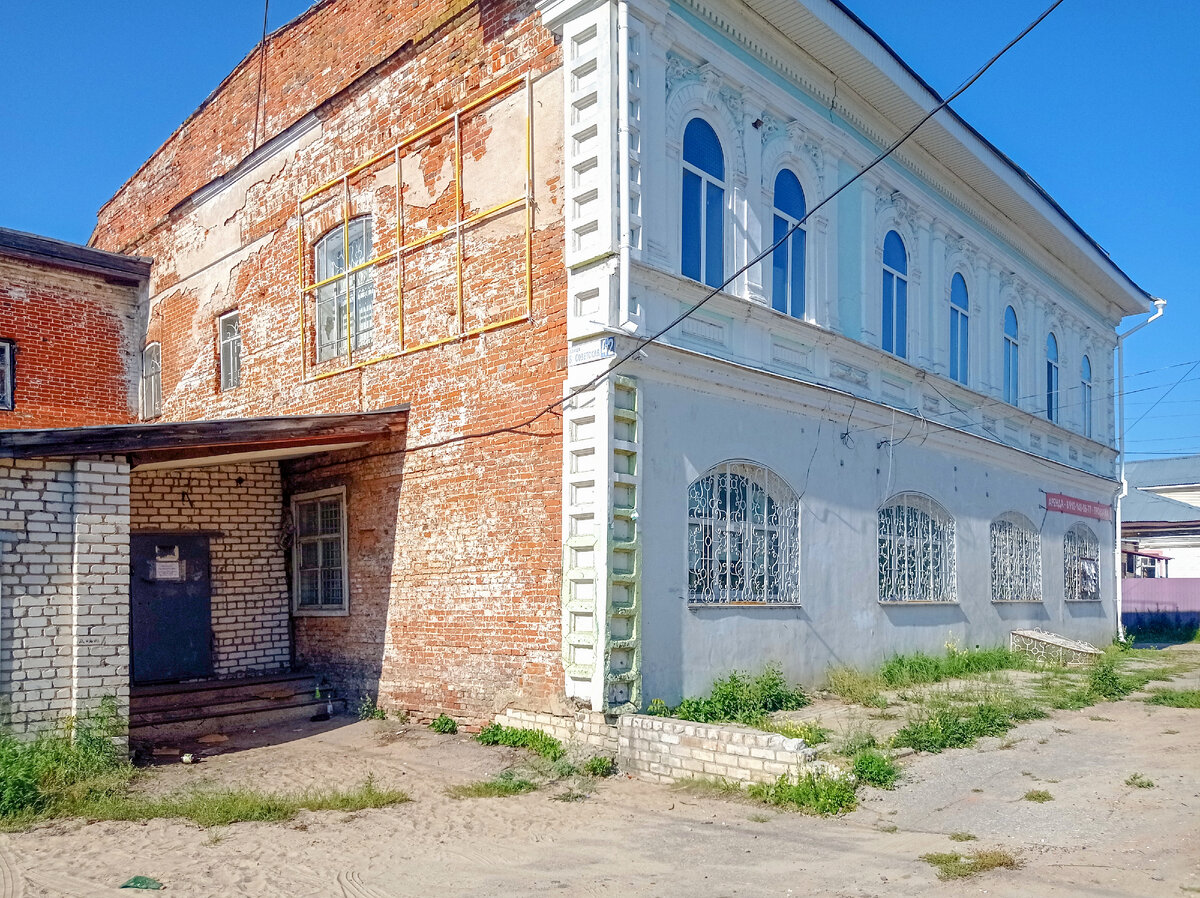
left=141, top=343, right=162, bottom=419
left=218, top=311, right=242, bottom=391
left=0, top=339, right=14, bottom=411
left=292, top=487, right=349, bottom=615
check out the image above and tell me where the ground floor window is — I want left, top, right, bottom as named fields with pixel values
left=878, top=493, right=956, bottom=603
left=292, top=487, right=349, bottom=614
left=990, top=512, right=1042, bottom=602
left=0, top=339, right=13, bottom=411
left=1064, top=522, right=1100, bottom=602
left=687, top=461, right=800, bottom=604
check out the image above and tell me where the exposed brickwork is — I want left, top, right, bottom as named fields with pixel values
left=0, top=456, right=130, bottom=735
left=91, top=0, right=569, bottom=724
left=130, top=464, right=291, bottom=677
left=0, top=255, right=139, bottom=428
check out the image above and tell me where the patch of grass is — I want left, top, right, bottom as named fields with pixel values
left=747, top=812, right=771, bottom=823
left=672, top=777, right=745, bottom=799
left=878, top=647, right=1026, bottom=689
left=550, top=790, right=588, bottom=802
left=582, top=756, right=617, bottom=777
left=825, top=667, right=888, bottom=707
left=668, top=664, right=809, bottom=727
left=429, top=714, right=458, bottom=735
left=837, top=729, right=879, bottom=757
left=355, top=695, right=386, bottom=721
left=852, top=750, right=899, bottom=789
left=1145, top=689, right=1200, bottom=709
left=476, top=723, right=566, bottom=761
left=891, top=699, right=1046, bottom=753
left=1023, top=789, right=1053, bottom=803
left=447, top=770, right=537, bottom=799
left=1088, top=657, right=1135, bottom=701
left=877, top=823, right=899, bottom=833
left=747, top=770, right=858, bottom=816
left=921, top=849, right=1020, bottom=880
left=949, top=831, right=977, bottom=842
left=762, top=720, right=829, bottom=745
left=1125, top=772, right=1155, bottom=789
left=1088, top=715, right=1114, bottom=722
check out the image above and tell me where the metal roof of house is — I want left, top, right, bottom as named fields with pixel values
left=0, top=227, right=152, bottom=286
left=1122, top=488, right=1200, bottom=526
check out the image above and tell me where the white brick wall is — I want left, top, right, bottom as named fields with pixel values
left=496, top=708, right=620, bottom=755
left=0, top=456, right=130, bottom=735
left=130, top=463, right=290, bottom=677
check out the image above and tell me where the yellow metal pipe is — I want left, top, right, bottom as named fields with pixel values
left=392, top=196, right=524, bottom=256
left=343, top=176, right=352, bottom=360
left=395, top=146, right=404, bottom=352
left=524, top=71, right=534, bottom=318
left=304, top=249, right=397, bottom=293
left=297, top=201, right=307, bottom=383
left=453, top=112, right=465, bottom=335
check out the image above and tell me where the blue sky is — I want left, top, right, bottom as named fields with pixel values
left=1, top=1, right=1195, bottom=457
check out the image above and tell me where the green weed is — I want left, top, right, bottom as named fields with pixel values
left=878, top=647, right=1026, bottom=688
left=948, top=831, right=977, bottom=842
left=476, top=723, right=566, bottom=761
left=825, top=668, right=888, bottom=707
left=429, top=714, right=458, bottom=735
left=1023, top=789, right=1053, bottom=803
left=582, top=756, right=617, bottom=777
left=1125, top=772, right=1155, bottom=789
left=1145, top=689, right=1200, bottom=709
left=852, top=750, right=899, bottom=789
left=747, top=770, right=858, bottom=816
left=447, top=770, right=537, bottom=799
left=669, top=664, right=809, bottom=726
left=921, top=849, right=1020, bottom=880
left=762, top=720, right=829, bottom=745
left=1088, top=657, right=1134, bottom=701
left=355, top=695, right=386, bottom=721
left=891, top=700, right=1045, bottom=753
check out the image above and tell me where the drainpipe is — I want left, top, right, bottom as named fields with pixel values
left=616, top=0, right=632, bottom=327
left=1115, top=296, right=1166, bottom=640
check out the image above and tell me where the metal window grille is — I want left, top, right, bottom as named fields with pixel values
left=295, top=494, right=346, bottom=608
left=1064, top=523, right=1100, bottom=602
left=687, top=462, right=800, bottom=604
left=0, top=340, right=13, bottom=411
left=219, top=311, right=241, bottom=391
left=315, top=217, right=375, bottom=362
left=990, top=513, right=1042, bottom=602
left=141, top=343, right=162, bottom=419
left=878, top=493, right=957, bottom=603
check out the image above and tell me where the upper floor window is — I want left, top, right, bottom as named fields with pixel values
left=141, top=343, right=162, bottom=419
left=1003, top=305, right=1019, bottom=405
left=293, top=487, right=349, bottom=615
left=949, top=273, right=969, bottom=385
left=219, top=311, right=242, bottom=391
left=881, top=231, right=907, bottom=358
left=1081, top=355, right=1093, bottom=438
left=681, top=118, right=725, bottom=288
left=1064, top=522, right=1100, bottom=602
left=990, top=512, right=1041, bottom=602
left=878, top=493, right=956, bottom=603
left=315, top=216, right=374, bottom=362
left=1045, top=332, right=1060, bottom=422
left=771, top=170, right=806, bottom=319
left=0, top=339, right=13, bottom=411
left=687, top=461, right=800, bottom=605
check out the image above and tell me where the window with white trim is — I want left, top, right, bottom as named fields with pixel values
left=293, top=487, right=349, bottom=614
left=949, top=273, right=969, bottom=385
left=878, top=493, right=956, bottom=603
left=771, top=169, right=806, bottom=319
left=141, top=343, right=162, bottom=419
left=1064, top=522, right=1100, bottom=602
left=1003, top=305, right=1019, bottom=405
left=1045, top=332, right=1060, bottom=422
left=680, top=118, right=725, bottom=288
left=881, top=230, right=908, bottom=358
left=315, top=216, right=375, bottom=362
left=219, top=311, right=241, bottom=391
left=687, top=462, right=799, bottom=604
left=0, top=339, right=13, bottom=411
left=990, top=512, right=1042, bottom=602
left=1081, top=355, right=1093, bottom=438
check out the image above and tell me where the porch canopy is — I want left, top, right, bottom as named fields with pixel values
left=0, top=406, right=409, bottom=469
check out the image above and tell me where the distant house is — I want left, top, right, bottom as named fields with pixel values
left=1122, top=456, right=1200, bottom=578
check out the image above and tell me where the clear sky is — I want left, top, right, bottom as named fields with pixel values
left=1, top=1, right=1195, bottom=458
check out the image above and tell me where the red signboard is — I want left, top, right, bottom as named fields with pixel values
left=1045, top=492, right=1111, bottom=521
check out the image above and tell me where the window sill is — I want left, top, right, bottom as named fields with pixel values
left=991, top=599, right=1044, bottom=604
left=1064, top=598, right=1103, bottom=603
left=688, top=601, right=804, bottom=609
left=877, top=600, right=960, bottom=606
left=293, top=606, right=349, bottom=617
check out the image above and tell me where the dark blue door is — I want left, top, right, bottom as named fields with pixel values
left=130, top=534, right=213, bottom=684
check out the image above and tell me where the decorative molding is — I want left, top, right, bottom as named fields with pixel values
left=830, top=359, right=869, bottom=387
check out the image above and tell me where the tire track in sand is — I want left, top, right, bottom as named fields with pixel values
left=337, top=870, right=396, bottom=898
left=0, top=837, right=23, bottom=898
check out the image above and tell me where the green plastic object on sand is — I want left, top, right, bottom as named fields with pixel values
left=120, top=875, right=164, bottom=890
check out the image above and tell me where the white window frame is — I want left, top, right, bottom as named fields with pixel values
left=878, top=493, right=957, bottom=604
left=990, top=512, right=1042, bottom=603
left=314, top=216, right=375, bottom=363
left=1064, top=522, right=1101, bottom=602
left=0, top=339, right=14, bottom=411
left=218, top=310, right=242, bottom=391
left=291, top=486, right=350, bottom=616
left=1081, top=356, right=1094, bottom=439
left=141, top=342, right=162, bottom=419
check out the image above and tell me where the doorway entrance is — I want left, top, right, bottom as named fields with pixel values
left=130, top=533, right=213, bottom=684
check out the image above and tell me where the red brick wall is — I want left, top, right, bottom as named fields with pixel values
left=0, top=256, right=138, bottom=428
left=91, top=0, right=568, bottom=724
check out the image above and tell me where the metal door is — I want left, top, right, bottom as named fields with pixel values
left=130, top=534, right=213, bottom=683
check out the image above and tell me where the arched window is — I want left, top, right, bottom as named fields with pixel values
left=949, top=273, right=969, bottom=385
left=1003, top=306, right=1019, bottom=405
left=1064, top=523, right=1100, bottom=602
left=771, top=170, right=806, bottom=319
left=990, top=512, right=1041, bottom=602
left=315, top=216, right=375, bottom=362
left=687, top=461, right=800, bottom=604
left=681, top=118, right=725, bottom=288
left=1045, top=332, right=1060, bottom=422
left=881, top=231, right=907, bottom=358
left=141, top=342, right=162, bottom=419
left=1081, top=355, right=1093, bottom=438
left=878, top=493, right=956, bottom=603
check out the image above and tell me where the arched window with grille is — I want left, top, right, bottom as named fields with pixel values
left=1003, top=305, right=1020, bottom=405
left=771, top=169, right=806, bottom=319
left=681, top=118, right=725, bottom=288
left=881, top=231, right=907, bottom=358
left=990, top=512, right=1042, bottom=602
left=1046, top=332, right=1060, bottom=422
left=1081, top=355, right=1093, bottom=438
left=1064, top=523, right=1101, bottom=602
left=949, top=273, right=969, bottom=385
left=141, top=342, right=162, bottom=419
left=687, top=461, right=800, bottom=604
left=878, top=493, right=956, bottom=603
left=315, top=216, right=375, bottom=362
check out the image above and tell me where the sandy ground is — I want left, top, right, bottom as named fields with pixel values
left=5, top=651, right=1200, bottom=897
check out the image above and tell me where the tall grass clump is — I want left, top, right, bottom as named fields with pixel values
left=1087, top=657, right=1135, bottom=701
left=825, top=667, right=887, bottom=707
left=476, top=723, right=566, bottom=761
left=651, top=664, right=808, bottom=727
left=891, top=699, right=1045, bottom=753
left=878, top=647, right=1026, bottom=688
left=747, top=770, right=857, bottom=815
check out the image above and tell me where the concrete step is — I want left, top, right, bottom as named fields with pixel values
left=131, top=673, right=322, bottom=715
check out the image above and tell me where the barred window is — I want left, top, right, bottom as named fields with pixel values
left=687, top=462, right=799, bottom=604
left=218, top=310, right=241, bottom=391
left=1064, top=522, right=1100, bottom=602
left=879, top=493, right=956, bottom=603
left=293, top=487, right=349, bottom=615
left=141, top=343, right=162, bottom=419
left=0, top=339, right=13, bottom=411
left=315, top=216, right=375, bottom=362
left=990, top=512, right=1042, bottom=602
